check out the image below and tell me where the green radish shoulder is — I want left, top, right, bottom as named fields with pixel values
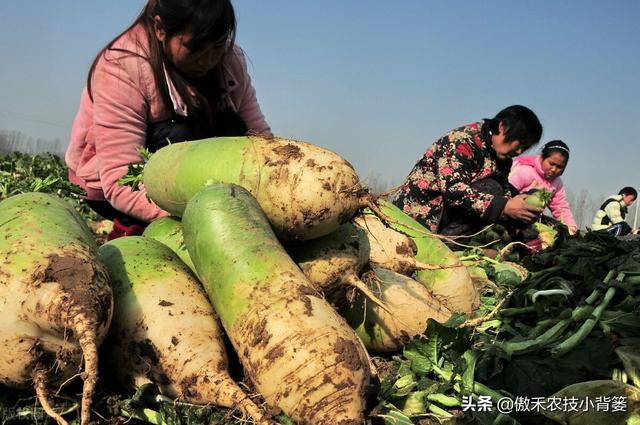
left=181, top=183, right=371, bottom=425
left=120, top=136, right=370, bottom=241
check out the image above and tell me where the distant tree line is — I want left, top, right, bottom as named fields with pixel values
left=0, top=130, right=65, bottom=156
left=565, top=188, right=598, bottom=229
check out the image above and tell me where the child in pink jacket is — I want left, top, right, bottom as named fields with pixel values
left=65, top=0, right=271, bottom=239
left=509, top=140, right=577, bottom=233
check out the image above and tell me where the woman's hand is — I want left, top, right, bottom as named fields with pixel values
left=502, top=194, right=543, bottom=223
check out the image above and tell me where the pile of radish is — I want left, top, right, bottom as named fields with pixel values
left=0, top=136, right=480, bottom=424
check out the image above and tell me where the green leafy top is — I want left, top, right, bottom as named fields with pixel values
left=0, top=151, right=99, bottom=220
left=525, top=188, right=553, bottom=208
left=117, top=147, right=152, bottom=191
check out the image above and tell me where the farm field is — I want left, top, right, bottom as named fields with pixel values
left=1, top=149, right=639, bottom=425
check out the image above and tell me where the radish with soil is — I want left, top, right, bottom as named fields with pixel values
left=284, top=222, right=378, bottom=305
left=358, top=201, right=479, bottom=314
left=181, top=183, right=371, bottom=425
left=341, top=267, right=452, bottom=352
left=121, top=136, right=368, bottom=240
left=0, top=193, right=113, bottom=425
left=99, top=236, right=272, bottom=424
left=354, top=212, right=421, bottom=275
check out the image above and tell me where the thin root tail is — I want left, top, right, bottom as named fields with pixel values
left=74, top=315, right=99, bottom=425
left=32, top=366, right=69, bottom=425
left=344, top=274, right=394, bottom=316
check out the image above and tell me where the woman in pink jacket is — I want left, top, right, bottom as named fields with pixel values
left=65, top=0, right=271, bottom=239
left=508, top=140, right=577, bottom=233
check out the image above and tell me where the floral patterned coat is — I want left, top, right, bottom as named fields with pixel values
left=393, top=120, right=516, bottom=232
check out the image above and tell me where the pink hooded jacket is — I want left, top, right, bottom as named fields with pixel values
left=509, top=155, right=577, bottom=230
left=65, top=24, right=271, bottom=222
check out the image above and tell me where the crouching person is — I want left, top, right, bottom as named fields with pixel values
left=591, top=187, right=637, bottom=236
left=393, top=105, right=544, bottom=238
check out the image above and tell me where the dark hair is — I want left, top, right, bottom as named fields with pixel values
left=619, top=187, right=638, bottom=199
left=542, top=140, right=569, bottom=160
left=488, top=105, right=543, bottom=149
left=87, top=0, right=237, bottom=128
left=539, top=140, right=570, bottom=176
left=153, top=0, right=236, bottom=53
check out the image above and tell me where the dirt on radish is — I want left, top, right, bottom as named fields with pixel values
left=126, top=136, right=369, bottom=241
left=99, top=236, right=273, bottom=424
left=181, top=183, right=371, bottom=425
left=0, top=192, right=113, bottom=425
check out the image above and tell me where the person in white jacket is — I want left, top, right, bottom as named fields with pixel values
left=591, top=187, right=637, bottom=236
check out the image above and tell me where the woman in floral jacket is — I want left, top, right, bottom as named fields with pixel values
left=393, top=105, right=544, bottom=234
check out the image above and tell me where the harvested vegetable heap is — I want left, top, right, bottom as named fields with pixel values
left=1, top=141, right=639, bottom=425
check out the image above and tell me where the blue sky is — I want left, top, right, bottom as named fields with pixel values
left=1, top=1, right=638, bottom=205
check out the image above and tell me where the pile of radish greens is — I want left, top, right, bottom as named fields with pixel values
left=372, top=227, right=640, bottom=425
